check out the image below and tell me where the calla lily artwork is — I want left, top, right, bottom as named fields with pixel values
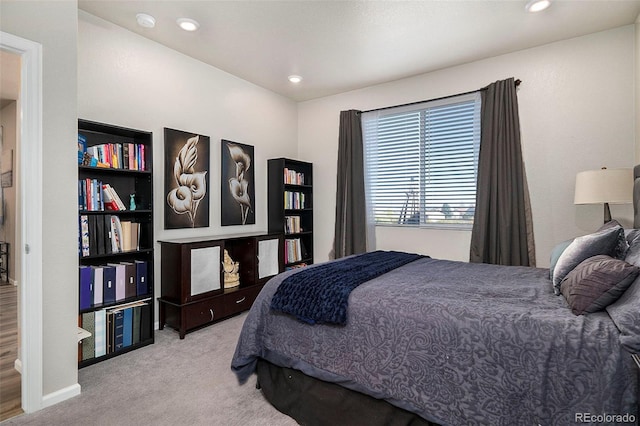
left=221, top=139, right=255, bottom=226
left=164, top=128, right=210, bottom=229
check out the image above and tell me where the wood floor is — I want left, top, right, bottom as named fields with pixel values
left=0, top=283, right=22, bottom=421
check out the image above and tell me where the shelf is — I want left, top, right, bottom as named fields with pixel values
left=79, top=165, right=151, bottom=175
left=78, top=119, right=154, bottom=368
left=269, top=158, right=314, bottom=267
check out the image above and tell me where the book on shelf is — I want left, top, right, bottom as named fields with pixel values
left=78, top=260, right=149, bottom=310
left=79, top=266, right=93, bottom=310
left=285, top=215, right=302, bottom=234
left=103, top=265, right=117, bottom=304
left=283, top=168, right=305, bottom=185
left=94, top=309, right=107, bottom=357
left=284, top=238, right=308, bottom=264
left=92, top=266, right=104, bottom=306
left=284, top=191, right=306, bottom=209
left=81, top=139, right=147, bottom=171
left=78, top=214, right=139, bottom=256
left=78, top=180, right=127, bottom=212
left=81, top=312, right=96, bottom=361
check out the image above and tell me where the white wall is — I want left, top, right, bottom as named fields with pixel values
left=78, top=11, right=298, bottom=320
left=1, top=0, right=79, bottom=399
left=299, top=26, right=636, bottom=267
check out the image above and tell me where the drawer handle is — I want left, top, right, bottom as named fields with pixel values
left=235, top=296, right=246, bottom=304
left=209, top=308, right=214, bottom=321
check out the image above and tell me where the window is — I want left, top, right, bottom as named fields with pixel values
left=362, top=92, right=481, bottom=229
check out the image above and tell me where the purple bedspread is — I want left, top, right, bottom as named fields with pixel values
left=231, top=256, right=637, bottom=425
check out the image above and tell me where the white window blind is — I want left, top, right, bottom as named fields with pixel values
left=362, top=92, right=481, bottom=229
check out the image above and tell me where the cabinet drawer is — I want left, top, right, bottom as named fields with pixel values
left=184, top=297, right=226, bottom=330
left=224, top=286, right=262, bottom=316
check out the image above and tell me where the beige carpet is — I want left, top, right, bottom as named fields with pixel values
left=2, top=312, right=297, bottom=426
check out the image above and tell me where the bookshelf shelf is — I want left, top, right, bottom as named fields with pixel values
left=77, top=119, right=154, bottom=367
left=268, top=158, right=314, bottom=268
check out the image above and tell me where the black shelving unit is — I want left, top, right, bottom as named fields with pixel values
left=268, top=158, right=313, bottom=269
left=77, top=119, right=154, bottom=368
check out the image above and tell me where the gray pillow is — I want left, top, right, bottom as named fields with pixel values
left=606, top=274, right=640, bottom=352
left=549, top=239, right=573, bottom=280
left=624, top=229, right=640, bottom=266
left=560, top=255, right=639, bottom=315
left=552, top=224, right=625, bottom=295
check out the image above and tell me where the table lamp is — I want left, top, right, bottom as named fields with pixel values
left=574, top=167, right=633, bottom=223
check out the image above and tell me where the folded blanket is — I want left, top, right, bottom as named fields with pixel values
left=270, top=250, right=425, bottom=325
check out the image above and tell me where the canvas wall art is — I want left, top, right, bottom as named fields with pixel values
left=221, top=139, right=255, bottom=226
left=164, top=128, right=210, bottom=229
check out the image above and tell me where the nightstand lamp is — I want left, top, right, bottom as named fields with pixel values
left=574, top=167, right=633, bottom=223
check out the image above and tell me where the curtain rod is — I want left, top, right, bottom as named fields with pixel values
left=362, top=78, right=521, bottom=114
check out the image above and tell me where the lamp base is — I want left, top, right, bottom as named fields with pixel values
left=604, top=202, right=612, bottom=223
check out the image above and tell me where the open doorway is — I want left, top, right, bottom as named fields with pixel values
left=0, top=48, right=21, bottom=422
left=0, top=30, right=44, bottom=417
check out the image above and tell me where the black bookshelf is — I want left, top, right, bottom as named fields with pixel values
left=77, top=119, right=154, bottom=368
left=268, top=158, right=313, bottom=268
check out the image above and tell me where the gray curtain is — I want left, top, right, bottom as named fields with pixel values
left=470, top=78, right=536, bottom=266
left=332, top=110, right=367, bottom=259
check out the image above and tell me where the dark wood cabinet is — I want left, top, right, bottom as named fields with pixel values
left=77, top=119, right=154, bottom=368
left=268, top=158, right=314, bottom=269
left=158, top=232, right=283, bottom=338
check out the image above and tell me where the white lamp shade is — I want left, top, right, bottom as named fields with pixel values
left=574, top=168, right=633, bottom=205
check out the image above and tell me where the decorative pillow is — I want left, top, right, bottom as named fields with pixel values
left=552, top=224, right=625, bottom=295
left=549, top=239, right=573, bottom=280
left=606, top=274, right=640, bottom=352
left=599, top=220, right=628, bottom=259
left=560, top=255, right=639, bottom=315
left=624, top=229, right=640, bottom=267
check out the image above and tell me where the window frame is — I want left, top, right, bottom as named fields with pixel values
left=362, top=92, right=481, bottom=230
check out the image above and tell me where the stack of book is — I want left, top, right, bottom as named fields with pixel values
left=79, top=215, right=141, bottom=257
left=283, top=168, right=305, bottom=185
left=285, top=238, right=306, bottom=264
left=79, top=300, right=152, bottom=362
left=284, top=191, right=306, bottom=209
left=78, top=180, right=127, bottom=211
left=78, top=133, right=147, bottom=171
left=79, top=260, right=149, bottom=310
left=284, top=215, right=302, bottom=234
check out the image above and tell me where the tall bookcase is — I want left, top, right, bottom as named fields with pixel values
left=268, top=158, right=313, bottom=268
left=77, top=119, right=154, bottom=368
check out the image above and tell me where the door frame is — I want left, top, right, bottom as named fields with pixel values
left=0, top=30, right=44, bottom=413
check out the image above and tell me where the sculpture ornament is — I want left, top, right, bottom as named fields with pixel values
left=222, top=249, right=240, bottom=288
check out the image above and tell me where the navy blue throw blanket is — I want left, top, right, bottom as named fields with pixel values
left=270, top=250, right=425, bottom=325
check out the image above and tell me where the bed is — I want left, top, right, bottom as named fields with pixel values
left=231, top=169, right=640, bottom=425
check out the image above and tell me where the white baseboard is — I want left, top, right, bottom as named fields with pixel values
left=14, top=358, right=21, bottom=373
left=42, top=383, right=81, bottom=409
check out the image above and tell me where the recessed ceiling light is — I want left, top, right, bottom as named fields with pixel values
left=177, top=18, right=200, bottom=31
left=525, top=0, right=551, bottom=12
left=136, top=13, right=156, bottom=28
left=288, top=75, right=303, bottom=84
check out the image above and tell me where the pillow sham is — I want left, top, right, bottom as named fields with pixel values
left=560, top=255, right=639, bottom=315
left=552, top=224, right=625, bottom=295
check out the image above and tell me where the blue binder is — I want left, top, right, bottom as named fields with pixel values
left=79, top=266, right=93, bottom=310
left=102, top=265, right=116, bottom=304
left=113, top=310, right=124, bottom=351
left=135, top=260, right=148, bottom=296
left=123, top=308, right=133, bottom=347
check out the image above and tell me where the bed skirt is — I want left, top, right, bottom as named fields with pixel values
left=256, top=359, right=438, bottom=426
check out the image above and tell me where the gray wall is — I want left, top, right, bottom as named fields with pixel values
left=0, top=0, right=79, bottom=398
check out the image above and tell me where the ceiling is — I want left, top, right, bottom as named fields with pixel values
left=70, top=1, right=640, bottom=102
